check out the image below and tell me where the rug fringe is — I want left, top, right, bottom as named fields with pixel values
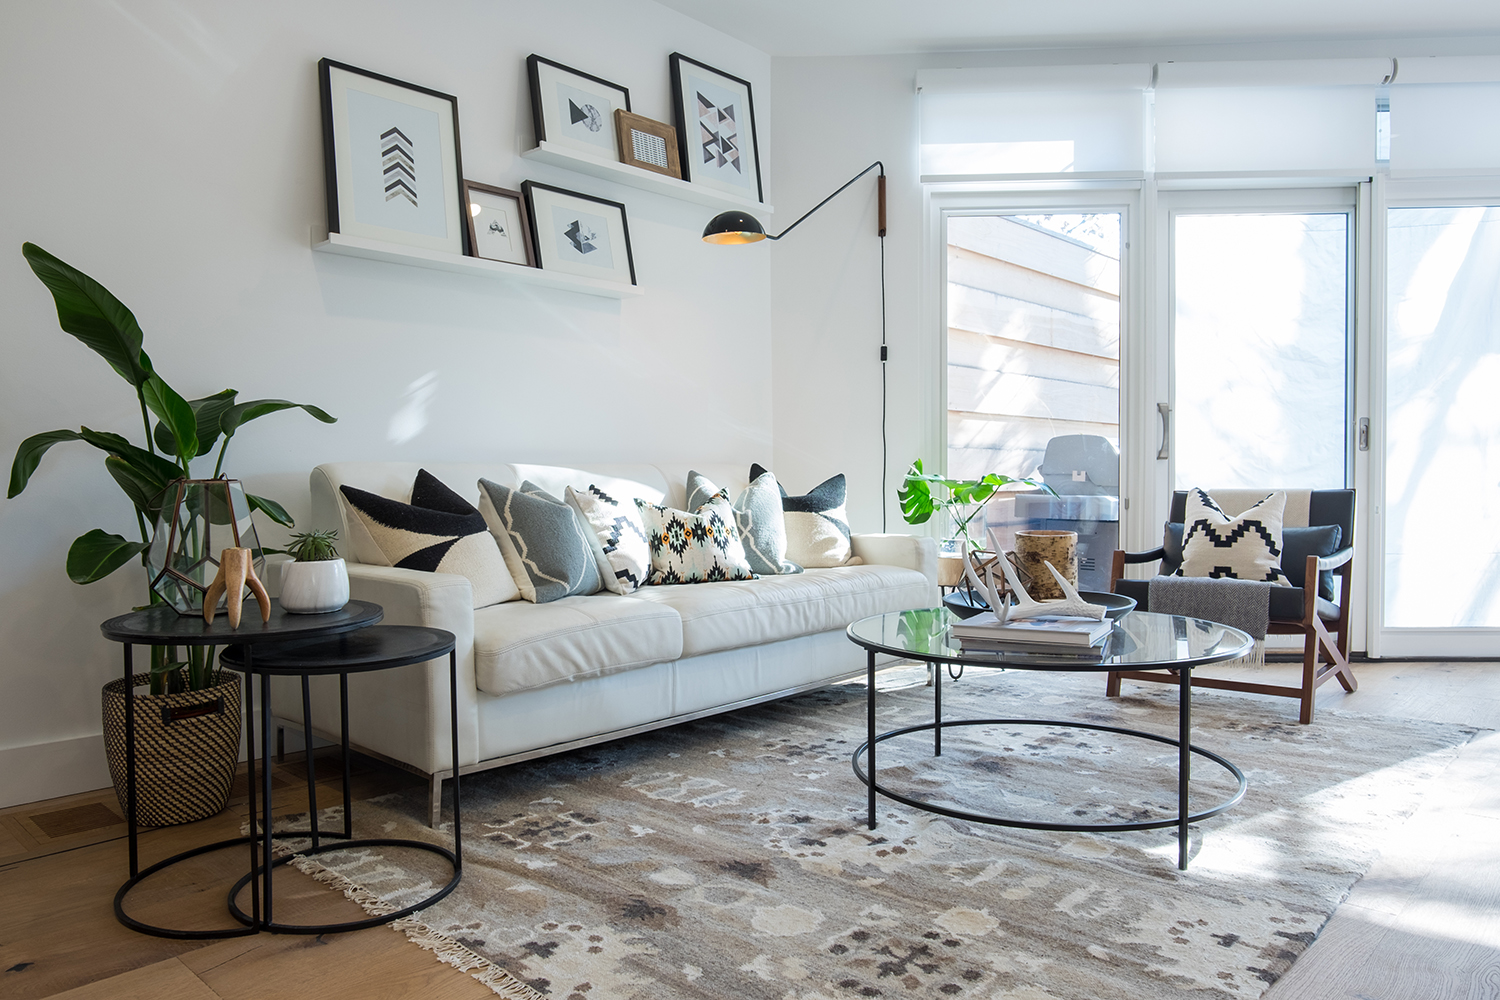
left=279, top=848, right=544, bottom=1000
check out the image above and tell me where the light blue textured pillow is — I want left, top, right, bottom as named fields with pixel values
left=686, top=470, right=801, bottom=576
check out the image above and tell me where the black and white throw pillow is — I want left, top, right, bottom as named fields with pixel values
left=1178, top=488, right=1290, bottom=585
left=477, top=479, right=602, bottom=604
left=686, top=470, right=801, bottom=576
left=338, top=470, right=517, bottom=609
left=565, top=484, right=652, bottom=594
left=635, top=493, right=756, bottom=585
left=749, top=463, right=857, bottom=568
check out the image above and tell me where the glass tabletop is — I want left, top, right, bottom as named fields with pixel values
left=847, top=608, right=1252, bottom=672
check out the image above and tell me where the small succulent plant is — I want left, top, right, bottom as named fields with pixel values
left=284, top=529, right=340, bottom=562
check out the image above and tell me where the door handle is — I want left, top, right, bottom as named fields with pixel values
left=1157, top=403, right=1171, bottom=460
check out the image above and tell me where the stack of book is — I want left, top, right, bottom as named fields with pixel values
left=949, top=612, right=1114, bottom=659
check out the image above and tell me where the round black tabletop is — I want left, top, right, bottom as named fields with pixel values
left=100, top=600, right=383, bottom=646
left=218, top=625, right=456, bottom=676
left=847, top=608, right=1252, bottom=672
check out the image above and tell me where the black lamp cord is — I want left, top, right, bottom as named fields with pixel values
left=766, top=161, right=888, bottom=531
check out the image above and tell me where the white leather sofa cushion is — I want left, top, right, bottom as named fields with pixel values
left=627, top=564, right=934, bottom=658
left=473, top=594, right=683, bottom=696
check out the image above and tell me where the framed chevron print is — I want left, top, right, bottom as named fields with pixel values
left=526, top=55, right=632, bottom=161
left=318, top=58, right=467, bottom=255
left=521, top=181, right=636, bottom=286
left=669, top=53, right=763, bottom=203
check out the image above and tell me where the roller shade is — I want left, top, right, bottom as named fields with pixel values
left=1389, top=58, right=1500, bottom=170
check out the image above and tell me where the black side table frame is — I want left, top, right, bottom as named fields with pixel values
left=216, top=627, right=462, bottom=935
left=102, top=600, right=383, bottom=939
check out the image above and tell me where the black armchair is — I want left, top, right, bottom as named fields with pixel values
left=1106, top=489, right=1357, bottom=724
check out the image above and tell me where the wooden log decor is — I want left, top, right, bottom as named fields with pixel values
left=202, top=547, right=271, bottom=627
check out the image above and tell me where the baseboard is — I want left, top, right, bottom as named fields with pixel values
left=0, top=735, right=112, bottom=809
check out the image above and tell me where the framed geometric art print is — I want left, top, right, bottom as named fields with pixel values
left=462, top=181, right=535, bottom=267
left=319, top=58, right=468, bottom=255
left=669, top=53, right=763, bottom=203
left=521, top=181, right=636, bottom=286
left=527, top=55, right=632, bottom=161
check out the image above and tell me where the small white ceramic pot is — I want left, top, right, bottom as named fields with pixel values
left=279, top=558, right=349, bottom=614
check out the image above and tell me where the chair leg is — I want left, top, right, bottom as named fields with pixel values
left=428, top=774, right=443, bottom=829
left=1299, top=632, right=1318, bottom=725
left=1106, top=671, right=1122, bottom=697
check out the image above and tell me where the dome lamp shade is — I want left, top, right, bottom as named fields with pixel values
left=701, top=210, right=768, bottom=244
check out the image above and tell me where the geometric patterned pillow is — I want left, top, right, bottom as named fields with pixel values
left=476, top=479, right=601, bottom=604
left=565, top=484, right=652, bottom=595
left=634, top=494, right=755, bottom=585
left=338, top=470, right=517, bottom=609
left=1178, top=488, right=1290, bottom=586
left=685, top=470, right=801, bottom=576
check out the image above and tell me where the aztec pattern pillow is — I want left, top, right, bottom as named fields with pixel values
left=750, top=463, right=857, bottom=569
left=477, top=479, right=601, bottom=603
left=635, top=493, right=755, bottom=585
left=686, top=470, right=801, bottom=576
left=338, top=470, right=516, bottom=609
left=1178, top=488, right=1290, bottom=585
left=1165, top=521, right=1341, bottom=599
left=565, top=484, right=652, bottom=594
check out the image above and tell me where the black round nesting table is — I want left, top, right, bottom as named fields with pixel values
left=217, top=626, right=461, bottom=935
left=103, top=600, right=384, bottom=938
left=846, top=608, right=1253, bottom=870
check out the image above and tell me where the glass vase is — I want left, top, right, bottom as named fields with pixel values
left=145, top=478, right=264, bottom=615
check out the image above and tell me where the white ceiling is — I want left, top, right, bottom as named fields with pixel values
left=654, top=0, right=1500, bottom=57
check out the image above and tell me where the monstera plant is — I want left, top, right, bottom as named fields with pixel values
left=9, top=242, right=336, bottom=692
left=898, top=458, right=1053, bottom=552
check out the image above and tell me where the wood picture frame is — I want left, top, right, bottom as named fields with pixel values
left=521, top=180, right=636, bottom=286
left=527, top=54, right=632, bottom=161
left=318, top=58, right=468, bottom=255
left=614, top=110, right=681, bottom=178
left=669, top=53, right=763, bottom=203
left=462, top=181, right=535, bottom=267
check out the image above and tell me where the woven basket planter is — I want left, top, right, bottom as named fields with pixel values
left=102, top=672, right=242, bottom=828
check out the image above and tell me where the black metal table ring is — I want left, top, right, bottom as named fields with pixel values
left=225, top=838, right=461, bottom=934
left=112, top=827, right=354, bottom=939
left=853, top=718, right=1248, bottom=833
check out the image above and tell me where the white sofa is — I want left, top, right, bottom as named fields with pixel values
left=269, top=461, right=938, bottom=824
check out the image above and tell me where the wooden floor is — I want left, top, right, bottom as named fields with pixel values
left=1, top=659, right=1496, bottom=1000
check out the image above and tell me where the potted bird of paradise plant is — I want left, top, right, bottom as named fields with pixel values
left=9, top=242, right=337, bottom=826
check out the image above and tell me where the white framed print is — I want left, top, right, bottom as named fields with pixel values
left=669, top=53, right=763, bottom=203
left=521, top=181, right=636, bottom=286
left=527, top=55, right=631, bottom=161
left=462, top=181, right=535, bottom=267
left=319, top=58, right=467, bottom=255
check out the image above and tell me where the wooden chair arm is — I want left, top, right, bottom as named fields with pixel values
left=1119, top=547, right=1166, bottom=564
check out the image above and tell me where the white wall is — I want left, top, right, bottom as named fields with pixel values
left=0, top=0, right=771, bottom=806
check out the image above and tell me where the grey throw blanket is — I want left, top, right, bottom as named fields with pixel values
left=1147, top=576, right=1271, bottom=639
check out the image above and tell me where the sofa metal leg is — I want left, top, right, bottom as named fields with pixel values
left=429, top=775, right=443, bottom=829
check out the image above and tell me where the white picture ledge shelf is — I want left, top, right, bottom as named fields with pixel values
left=313, top=232, right=642, bottom=299
left=521, top=141, right=773, bottom=215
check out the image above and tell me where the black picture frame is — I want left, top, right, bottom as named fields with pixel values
left=669, top=53, right=763, bottom=203
left=521, top=180, right=637, bottom=286
left=318, top=58, right=469, bottom=255
left=526, top=54, right=632, bottom=159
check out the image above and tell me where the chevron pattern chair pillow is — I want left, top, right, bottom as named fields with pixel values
left=338, top=470, right=517, bottom=609
left=1177, top=488, right=1290, bottom=585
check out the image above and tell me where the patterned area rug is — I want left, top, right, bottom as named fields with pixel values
left=285, top=666, right=1477, bottom=1000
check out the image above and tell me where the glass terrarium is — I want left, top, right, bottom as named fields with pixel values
left=146, top=478, right=265, bottom=615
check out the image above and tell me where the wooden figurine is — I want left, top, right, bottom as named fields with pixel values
left=203, top=547, right=271, bottom=627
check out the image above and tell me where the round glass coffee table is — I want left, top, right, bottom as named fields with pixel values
left=846, top=608, right=1253, bottom=870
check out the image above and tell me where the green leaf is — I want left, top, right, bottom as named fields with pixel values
left=21, top=243, right=153, bottom=387
left=8, top=429, right=82, bottom=498
left=77, top=427, right=185, bottom=488
left=219, top=399, right=336, bottom=439
left=153, top=388, right=239, bottom=458
left=246, top=492, right=294, bottom=529
left=141, top=375, right=197, bottom=464
left=66, top=529, right=148, bottom=584
left=104, top=455, right=170, bottom=523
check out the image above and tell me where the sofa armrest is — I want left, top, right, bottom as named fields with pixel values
left=269, top=563, right=481, bottom=774
left=851, top=533, right=939, bottom=590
